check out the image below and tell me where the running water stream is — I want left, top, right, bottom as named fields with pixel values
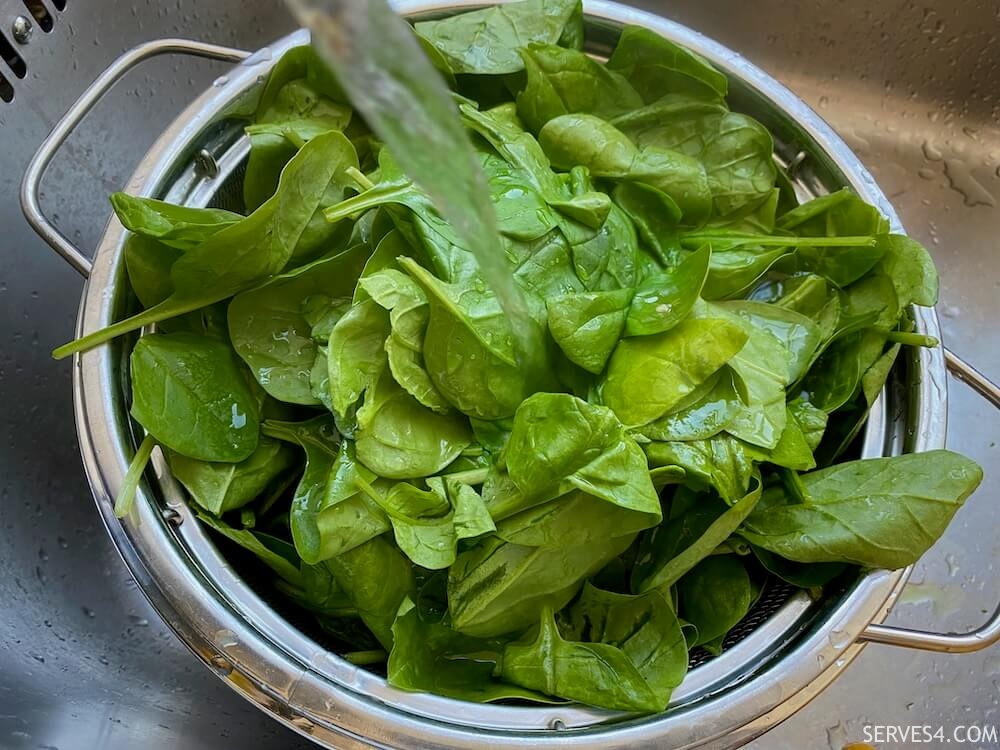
left=283, top=0, right=546, bottom=376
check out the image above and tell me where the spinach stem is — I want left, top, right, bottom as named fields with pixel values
left=114, top=434, right=157, bottom=518
left=679, top=233, right=877, bottom=248
left=343, top=649, right=388, bottom=665
left=886, top=331, right=938, bottom=348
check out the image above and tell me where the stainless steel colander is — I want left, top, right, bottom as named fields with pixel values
left=20, top=2, right=1000, bottom=747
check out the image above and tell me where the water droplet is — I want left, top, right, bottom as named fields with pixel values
left=81, top=606, right=95, bottom=618
left=818, top=95, right=830, bottom=109
left=944, top=553, right=960, bottom=577
left=128, top=615, right=149, bottom=627
left=917, top=167, right=936, bottom=180
left=922, top=140, right=944, bottom=161
left=212, top=74, right=229, bottom=87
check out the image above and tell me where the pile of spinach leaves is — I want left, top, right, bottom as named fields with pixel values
left=57, top=0, right=983, bottom=714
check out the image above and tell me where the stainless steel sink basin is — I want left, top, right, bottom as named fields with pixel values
left=1, top=1, right=996, bottom=748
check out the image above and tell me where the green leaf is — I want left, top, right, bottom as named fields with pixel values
left=168, top=437, right=297, bottom=515
left=355, top=372, right=472, bottom=479
left=636, top=479, right=762, bottom=593
left=539, top=114, right=712, bottom=224
left=448, top=533, right=633, bottom=637
left=414, top=0, right=582, bottom=75
left=229, top=245, right=370, bottom=405
left=546, top=289, right=633, bottom=374
left=607, top=25, right=728, bottom=102
left=516, top=43, right=642, bottom=132
left=645, top=434, right=754, bottom=504
left=323, top=535, right=416, bottom=649
left=601, top=314, right=748, bottom=426
left=388, top=600, right=550, bottom=703
left=129, top=332, right=260, bottom=462
left=626, top=245, right=710, bottom=336
left=637, top=370, right=741, bottom=442
left=740, top=451, right=983, bottom=568
left=677, top=555, right=752, bottom=651
left=110, top=193, right=242, bottom=251
left=499, top=605, right=662, bottom=711
left=55, top=130, right=360, bottom=359
left=504, top=393, right=661, bottom=520
left=326, top=298, right=390, bottom=417
left=194, top=510, right=302, bottom=586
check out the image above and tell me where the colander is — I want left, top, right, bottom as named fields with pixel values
left=20, top=2, right=1000, bottom=748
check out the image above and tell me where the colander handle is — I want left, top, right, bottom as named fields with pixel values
left=20, top=38, right=251, bottom=278
left=860, top=349, right=1000, bottom=653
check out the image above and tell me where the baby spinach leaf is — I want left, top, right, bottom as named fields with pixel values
left=570, top=200, right=640, bottom=291
left=324, top=535, right=416, bottom=649
left=702, top=244, right=794, bottom=300
left=123, top=234, right=182, bottom=309
left=167, top=437, right=297, bottom=515
left=499, top=605, right=662, bottom=711
left=645, top=434, right=754, bottom=504
left=607, top=25, right=728, bottom=102
left=516, top=43, right=643, bottom=132
left=130, top=332, right=260, bottom=462
left=637, top=370, right=741, bottom=442
left=677, top=555, right=752, bottom=652
left=545, top=289, right=633, bottom=374
left=110, top=193, right=242, bottom=250
left=262, top=416, right=341, bottom=564
left=495, top=489, right=657, bottom=548
left=751, top=545, right=848, bottom=588
left=636, top=478, right=762, bottom=593
left=400, top=257, right=542, bottom=420
left=563, top=584, right=688, bottom=706
left=355, top=372, right=472, bottom=479
left=539, top=113, right=712, bottom=224
left=414, top=0, right=581, bottom=75
left=740, top=451, right=983, bottom=568
left=626, top=244, right=710, bottom=336
left=55, top=131, right=359, bottom=359
left=229, top=244, right=370, bottom=405
left=601, top=314, right=748, bottom=426
left=326, top=298, right=391, bottom=418
left=718, top=300, right=821, bottom=382
left=504, top=393, right=661, bottom=520
left=611, top=182, right=684, bottom=267
left=872, top=233, right=939, bottom=309
left=388, top=599, right=550, bottom=702
left=448, top=532, right=633, bottom=637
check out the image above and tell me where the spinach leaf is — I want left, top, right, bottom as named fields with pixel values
left=626, top=244, right=710, bottom=336
left=355, top=371, right=472, bottom=479
left=448, top=532, right=633, bottom=637
left=611, top=182, right=683, bottom=267
left=718, top=300, right=822, bottom=382
left=324, top=535, right=416, bottom=649
left=739, top=451, right=983, bottom=568
left=414, top=0, right=581, bottom=75
left=607, top=25, right=728, bottom=102
left=504, top=393, right=661, bottom=520
left=195, top=510, right=302, bottom=586
left=601, top=313, right=748, bottom=426
left=636, top=479, right=762, bottom=593
left=637, top=370, right=741, bottom=442
left=55, top=131, right=359, bottom=359
left=262, top=416, right=341, bottom=564
left=229, top=245, right=370, bottom=405
left=546, top=289, right=633, bottom=374
left=645, top=434, right=754, bottom=504
left=130, top=332, right=260, bottom=462
left=516, top=43, right=643, bottom=132
left=539, top=114, right=712, bottom=224
left=110, top=193, right=242, bottom=250
left=388, top=599, right=549, bottom=702
left=677, top=555, right=752, bottom=653
left=702, top=244, right=794, bottom=300
left=499, top=605, right=663, bottom=711
left=563, top=584, right=688, bottom=700
left=400, top=257, right=543, bottom=420
left=359, top=477, right=493, bottom=569
left=167, top=437, right=297, bottom=515
left=326, top=298, right=391, bottom=418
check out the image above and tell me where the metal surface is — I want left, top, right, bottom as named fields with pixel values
left=0, top=1, right=996, bottom=750
left=20, top=38, right=250, bottom=278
